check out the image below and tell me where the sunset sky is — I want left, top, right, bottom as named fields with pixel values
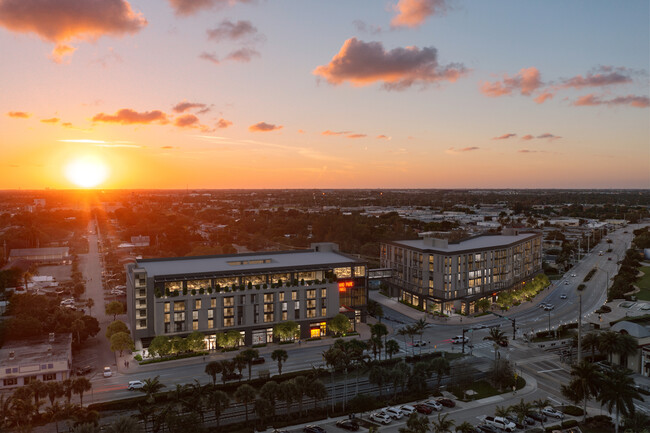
left=0, top=0, right=648, bottom=189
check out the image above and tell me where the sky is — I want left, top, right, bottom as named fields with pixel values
left=0, top=0, right=648, bottom=190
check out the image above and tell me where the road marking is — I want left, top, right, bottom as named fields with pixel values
left=536, top=368, right=563, bottom=373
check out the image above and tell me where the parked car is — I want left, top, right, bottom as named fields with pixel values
left=250, top=356, right=265, bottom=365
left=336, top=420, right=359, bottom=431
left=414, top=403, right=434, bottom=414
left=436, top=398, right=456, bottom=408
left=484, top=416, right=517, bottom=432
left=544, top=305, right=555, bottom=311
left=222, top=372, right=243, bottom=381
left=304, top=426, right=326, bottom=433
left=412, top=340, right=427, bottom=347
left=384, top=407, right=404, bottom=419
left=370, top=412, right=392, bottom=424
left=541, top=407, right=564, bottom=419
left=423, top=400, right=443, bottom=411
left=127, top=380, right=144, bottom=390
left=528, top=412, right=547, bottom=423
left=400, top=404, right=416, bottom=415
left=451, top=335, right=469, bottom=344
left=103, top=366, right=112, bottom=377
left=504, top=416, right=524, bottom=429
left=76, top=365, right=92, bottom=376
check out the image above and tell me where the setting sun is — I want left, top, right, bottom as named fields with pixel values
left=64, top=156, right=109, bottom=188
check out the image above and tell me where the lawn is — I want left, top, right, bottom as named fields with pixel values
left=636, top=266, right=650, bottom=301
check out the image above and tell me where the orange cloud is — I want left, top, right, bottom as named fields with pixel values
left=174, top=114, right=200, bottom=128
left=521, top=134, right=534, bottom=141
left=217, top=118, right=233, bottom=129
left=41, top=117, right=60, bottom=123
left=573, top=94, right=649, bottom=108
left=313, top=38, right=467, bottom=90
left=347, top=134, right=367, bottom=139
left=534, top=92, right=554, bottom=104
left=7, top=111, right=30, bottom=118
left=172, top=101, right=207, bottom=113
left=50, top=43, right=77, bottom=63
left=92, top=108, right=169, bottom=125
left=560, top=67, right=634, bottom=89
left=376, top=135, right=390, bottom=140
left=492, top=133, right=516, bottom=140
left=322, top=130, right=350, bottom=136
left=481, top=67, right=542, bottom=97
left=391, top=0, right=448, bottom=28
left=0, top=0, right=147, bottom=61
left=537, top=133, right=561, bottom=141
left=168, top=0, right=255, bottom=16
left=249, top=122, right=282, bottom=132
left=447, top=146, right=479, bottom=154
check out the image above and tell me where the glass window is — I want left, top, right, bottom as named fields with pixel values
left=187, top=280, right=210, bottom=291
left=173, top=301, right=185, bottom=311
left=164, top=302, right=170, bottom=312
left=192, top=321, right=199, bottom=330
left=334, top=267, right=352, bottom=278
left=243, top=275, right=265, bottom=285
left=215, top=277, right=238, bottom=287
left=306, top=289, right=316, bottom=299
left=264, top=293, right=274, bottom=303
left=223, top=297, right=234, bottom=307
left=208, top=310, right=213, bottom=318
left=224, top=307, right=234, bottom=317
left=321, top=288, right=327, bottom=298
left=208, top=319, right=214, bottom=329
left=271, top=273, right=290, bottom=284
left=223, top=317, right=234, bottom=327
left=298, top=271, right=316, bottom=280
left=195, top=299, right=201, bottom=309
left=292, top=290, right=298, bottom=300
left=264, top=313, right=274, bottom=323
left=210, top=298, right=216, bottom=308
left=279, top=292, right=285, bottom=301
left=192, top=311, right=198, bottom=320
left=354, top=266, right=366, bottom=277
left=165, top=281, right=182, bottom=293
left=164, top=313, right=170, bottom=323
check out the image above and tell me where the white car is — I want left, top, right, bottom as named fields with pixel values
left=544, top=304, right=555, bottom=311
left=412, top=340, right=427, bottom=347
left=560, top=294, right=567, bottom=299
left=451, top=336, right=469, bottom=344
left=127, top=380, right=144, bottom=390
left=423, top=400, right=443, bottom=411
left=571, top=274, right=577, bottom=277
left=384, top=407, right=404, bottom=419
left=370, top=412, right=392, bottom=424
left=400, top=404, right=416, bottom=415
left=472, top=324, right=487, bottom=330
left=103, top=366, right=112, bottom=377
left=541, top=407, right=564, bottom=419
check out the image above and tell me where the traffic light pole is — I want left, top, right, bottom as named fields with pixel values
left=489, top=311, right=516, bottom=340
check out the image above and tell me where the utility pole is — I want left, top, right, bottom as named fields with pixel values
left=577, top=287, right=583, bottom=363
left=489, top=311, right=516, bottom=340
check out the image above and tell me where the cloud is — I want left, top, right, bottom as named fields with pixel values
left=0, top=0, right=147, bottom=61
left=481, top=67, right=542, bottom=97
left=521, top=134, right=534, bottom=141
left=216, top=118, right=233, bottom=129
left=347, top=134, right=367, bottom=139
left=161, top=146, right=174, bottom=149
left=322, top=130, right=351, bottom=136
left=58, top=139, right=140, bottom=148
left=446, top=146, right=479, bottom=154
left=172, top=101, right=207, bottom=113
left=50, top=43, right=76, bottom=63
left=249, top=122, right=282, bottom=132
left=391, top=0, right=449, bottom=28
left=492, top=133, right=516, bottom=140
left=573, top=94, right=649, bottom=108
left=174, top=114, right=200, bottom=128
left=207, top=20, right=259, bottom=42
left=92, top=108, right=169, bottom=125
left=167, top=0, right=255, bottom=16
left=199, top=52, right=220, bottom=65
left=353, top=20, right=383, bottom=35
left=518, top=149, right=537, bottom=153
left=7, top=111, right=30, bottom=118
left=376, top=134, right=391, bottom=140
left=225, top=47, right=260, bottom=62
left=313, top=38, right=467, bottom=90
left=559, top=67, right=634, bottom=90
left=537, top=133, right=561, bottom=141
left=40, top=117, right=59, bottom=123
left=534, top=92, right=554, bottom=104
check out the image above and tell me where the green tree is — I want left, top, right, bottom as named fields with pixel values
left=292, top=375, right=310, bottom=416
left=561, top=361, right=600, bottom=422
left=484, top=327, right=508, bottom=363
left=240, top=348, right=260, bottom=381
left=271, top=349, right=288, bottom=376
left=204, top=361, right=222, bottom=386
left=234, top=384, right=256, bottom=425
left=598, top=368, right=643, bottom=433
left=72, top=377, right=92, bottom=407
left=614, top=332, right=637, bottom=368
left=110, top=332, right=135, bottom=357
left=582, top=332, right=600, bottom=361
left=45, top=402, right=66, bottom=433
left=105, top=320, right=129, bottom=340
left=533, top=398, right=550, bottom=428
left=431, top=413, right=455, bottom=433
left=399, top=413, right=430, bottom=433
left=85, top=298, right=95, bottom=317
left=71, top=319, right=86, bottom=345
left=370, top=323, right=388, bottom=360
left=254, top=398, right=273, bottom=429
left=104, top=416, right=142, bottom=433
left=385, top=339, right=400, bottom=359
left=278, top=380, right=296, bottom=416
left=170, top=336, right=186, bottom=355
left=455, top=422, right=476, bottom=433
left=429, top=357, right=451, bottom=389
left=138, top=376, right=166, bottom=402
left=148, top=336, right=171, bottom=358
left=329, top=313, right=351, bottom=336
left=508, top=399, right=533, bottom=424
left=599, top=331, right=620, bottom=364
left=623, top=412, right=650, bottom=433
left=105, top=301, right=125, bottom=320
left=185, top=331, right=206, bottom=352
left=369, top=365, right=390, bottom=398
left=207, top=389, right=230, bottom=429
left=45, top=381, right=64, bottom=407
left=475, top=298, right=491, bottom=313
left=494, top=405, right=511, bottom=418
left=307, top=379, right=327, bottom=410
left=273, top=321, right=299, bottom=342
left=259, top=381, right=279, bottom=420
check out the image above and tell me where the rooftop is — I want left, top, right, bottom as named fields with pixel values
left=9, top=247, right=69, bottom=257
left=388, top=232, right=540, bottom=253
left=134, top=243, right=364, bottom=278
left=0, top=333, right=72, bottom=366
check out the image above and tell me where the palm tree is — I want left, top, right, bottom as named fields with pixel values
left=139, top=376, right=166, bottom=402
left=207, top=389, right=230, bottom=428
left=484, top=328, right=507, bottom=363
left=45, top=402, right=65, bottom=433
left=533, top=398, right=550, bottom=428
left=62, top=379, right=73, bottom=404
left=278, top=380, right=296, bottom=416
left=614, top=332, right=637, bottom=369
left=72, top=377, right=92, bottom=407
left=370, top=322, right=388, bottom=360
left=233, top=354, right=246, bottom=381
left=271, top=349, right=288, bottom=376
left=455, top=421, right=476, bottom=433
left=392, top=362, right=410, bottom=397
left=429, top=357, right=450, bottom=389
left=369, top=365, right=389, bottom=398
left=307, top=379, right=328, bottom=410
left=254, top=398, right=273, bottom=428
left=104, top=416, right=142, bottom=433
left=431, top=413, right=455, bottom=433
left=136, top=402, right=155, bottom=433
left=413, top=318, right=428, bottom=354
left=598, top=367, right=643, bottom=433
left=399, top=413, right=430, bottom=433
left=85, top=298, right=95, bottom=316
left=240, top=348, right=259, bottom=381
left=259, top=381, right=279, bottom=420
left=292, top=375, right=310, bottom=416
left=599, top=331, right=620, bottom=364
left=386, top=339, right=400, bottom=359
left=582, top=332, right=600, bottom=361
left=369, top=335, right=383, bottom=360
left=494, top=405, right=511, bottom=418
left=562, top=361, right=600, bottom=422
left=234, top=384, right=256, bottom=425
left=46, top=381, right=64, bottom=407
left=204, top=361, right=222, bottom=386
left=623, top=411, right=650, bottom=433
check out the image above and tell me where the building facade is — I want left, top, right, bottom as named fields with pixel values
left=0, top=333, right=72, bottom=390
left=126, top=243, right=367, bottom=349
left=611, top=321, right=650, bottom=377
left=380, top=229, right=542, bottom=315
left=8, top=247, right=70, bottom=264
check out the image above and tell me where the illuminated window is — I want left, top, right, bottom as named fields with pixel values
left=264, top=313, right=274, bottom=323
left=192, top=321, right=198, bottom=330
left=224, top=307, right=234, bottom=316
left=187, top=280, right=210, bottom=291
left=306, top=289, right=316, bottom=299
left=208, top=319, right=213, bottom=329
left=165, top=281, right=182, bottom=293
left=210, top=298, right=216, bottom=308
left=195, top=299, right=201, bottom=309
left=354, top=266, right=366, bottom=277
left=282, top=311, right=288, bottom=320
left=292, top=291, right=298, bottom=301
left=173, top=301, right=185, bottom=311
left=164, top=313, right=170, bottom=323
left=321, top=307, right=327, bottom=316
left=208, top=310, right=213, bottom=319
left=306, top=309, right=316, bottom=318
left=164, top=302, right=170, bottom=312
left=334, top=267, right=351, bottom=278
left=279, top=292, right=285, bottom=302
left=321, top=288, right=327, bottom=298
left=192, top=311, right=198, bottom=320
left=223, top=317, right=234, bottom=327
left=264, top=293, right=274, bottom=303
left=223, top=297, right=234, bottom=307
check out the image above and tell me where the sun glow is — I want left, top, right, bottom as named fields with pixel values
left=64, top=156, right=109, bottom=188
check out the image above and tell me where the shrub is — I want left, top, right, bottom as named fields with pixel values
left=199, top=288, right=204, bottom=294
left=182, top=287, right=188, bottom=295
left=207, top=287, right=213, bottom=294
left=134, top=354, right=143, bottom=361
left=561, top=419, right=578, bottom=428
left=191, top=289, right=196, bottom=295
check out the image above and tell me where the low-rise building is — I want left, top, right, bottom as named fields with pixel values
left=8, top=247, right=69, bottom=264
left=126, top=243, right=368, bottom=349
left=380, top=229, right=542, bottom=315
left=610, top=321, right=650, bottom=377
left=0, top=333, right=72, bottom=389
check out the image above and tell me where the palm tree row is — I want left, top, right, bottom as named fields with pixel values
left=368, top=356, right=450, bottom=399
left=397, top=318, right=428, bottom=355
left=578, top=330, right=637, bottom=366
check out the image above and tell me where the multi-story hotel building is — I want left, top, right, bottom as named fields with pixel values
left=380, top=229, right=542, bottom=315
left=126, top=243, right=367, bottom=349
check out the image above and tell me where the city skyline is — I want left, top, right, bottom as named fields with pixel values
left=0, top=0, right=648, bottom=190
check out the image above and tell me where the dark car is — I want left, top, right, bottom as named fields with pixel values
left=414, top=404, right=434, bottom=414
left=529, top=412, right=547, bottom=423
left=436, top=398, right=456, bottom=408
left=336, top=420, right=360, bottom=431
left=222, top=372, right=243, bottom=381
left=304, top=425, right=326, bottom=433
left=505, top=416, right=523, bottom=429
left=251, top=357, right=265, bottom=365
left=477, top=424, right=499, bottom=433
left=76, top=366, right=92, bottom=375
